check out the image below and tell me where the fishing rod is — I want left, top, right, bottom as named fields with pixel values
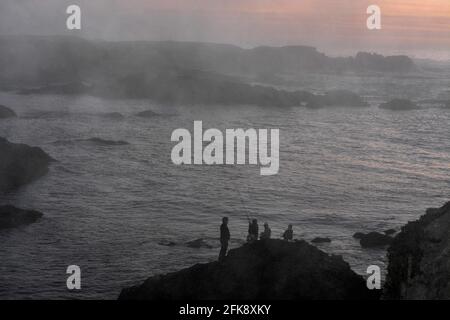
left=234, top=180, right=252, bottom=223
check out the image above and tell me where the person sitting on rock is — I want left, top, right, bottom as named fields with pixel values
left=283, top=224, right=293, bottom=241
left=247, top=219, right=259, bottom=242
left=219, top=217, right=230, bottom=261
left=260, top=222, right=271, bottom=240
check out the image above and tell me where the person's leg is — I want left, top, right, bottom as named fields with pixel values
left=219, top=241, right=228, bottom=261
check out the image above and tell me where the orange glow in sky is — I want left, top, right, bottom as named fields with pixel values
left=1, top=0, right=449, bottom=58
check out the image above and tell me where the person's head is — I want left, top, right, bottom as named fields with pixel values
left=253, top=219, right=258, bottom=224
left=222, top=217, right=228, bottom=224
left=288, top=224, right=293, bottom=230
left=264, top=222, right=269, bottom=229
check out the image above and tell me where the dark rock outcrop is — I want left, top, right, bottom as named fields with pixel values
left=136, top=110, right=161, bottom=118
left=384, top=202, right=450, bottom=299
left=186, top=238, right=213, bottom=249
left=353, top=232, right=365, bottom=239
left=19, top=82, right=92, bottom=95
left=85, top=137, right=129, bottom=146
left=311, top=237, right=331, bottom=243
left=0, top=105, right=17, bottom=119
left=101, top=112, right=124, bottom=120
left=122, top=70, right=315, bottom=107
left=119, top=239, right=379, bottom=300
left=359, top=232, right=393, bottom=248
left=379, top=99, right=420, bottom=111
left=158, top=240, right=177, bottom=247
left=0, top=205, right=43, bottom=229
left=0, top=137, right=54, bottom=192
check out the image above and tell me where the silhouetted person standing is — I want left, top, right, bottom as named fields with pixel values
left=219, top=217, right=230, bottom=261
left=260, top=222, right=271, bottom=240
left=247, top=219, right=259, bottom=242
left=283, top=224, right=293, bottom=241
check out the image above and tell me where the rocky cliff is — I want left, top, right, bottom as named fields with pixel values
left=119, top=239, right=379, bottom=300
left=384, top=202, right=450, bottom=299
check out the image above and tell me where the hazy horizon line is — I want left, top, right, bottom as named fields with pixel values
left=2, top=33, right=449, bottom=62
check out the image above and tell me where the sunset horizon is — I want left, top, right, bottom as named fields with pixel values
left=1, top=0, right=449, bottom=59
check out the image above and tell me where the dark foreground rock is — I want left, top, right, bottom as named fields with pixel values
left=359, top=232, right=393, bottom=248
left=383, top=202, right=450, bottom=299
left=379, top=99, right=420, bottom=111
left=0, top=105, right=17, bottom=119
left=0, top=137, right=54, bottom=192
left=119, top=239, right=379, bottom=300
left=0, top=205, right=43, bottom=229
left=384, top=229, right=397, bottom=236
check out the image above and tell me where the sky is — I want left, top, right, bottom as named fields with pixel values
left=0, top=0, right=449, bottom=59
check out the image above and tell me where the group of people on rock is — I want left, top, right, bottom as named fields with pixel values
left=219, top=217, right=294, bottom=261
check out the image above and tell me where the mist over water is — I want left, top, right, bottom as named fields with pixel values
left=1, top=72, right=450, bottom=298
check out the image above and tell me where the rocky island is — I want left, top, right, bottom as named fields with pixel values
left=0, top=137, right=54, bottom=192
left=0, top=205, right=43, bottom=229
left=379, top=98, right=421, bottom=111
left=0, top=105, right=17, bottom=119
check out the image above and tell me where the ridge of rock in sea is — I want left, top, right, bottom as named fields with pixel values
left=306, top=90, right=368, bottom=109
left=0, top=105, right=17, bottom=119
left=85, top=137, right=129, bottom=146
left=0, top=137, right=54, bottom=192
left=0, top=205, right=43, bottom=229
left=135, top=110, right=161, bottom=118
left=383, top=202, right=450, bottom=299
left=119, top=239, right=379, bottom=300
left=379, top=98, right=420, bottom=111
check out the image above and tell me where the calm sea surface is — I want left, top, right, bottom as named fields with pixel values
left=1, top=73, right=450, bottom=299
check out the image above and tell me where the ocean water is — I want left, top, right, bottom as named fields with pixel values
left=1, top=76, right=450, bottom=299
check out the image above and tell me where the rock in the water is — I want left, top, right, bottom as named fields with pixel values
left=0, top=137, right=54, bottom=192
left=119, top=239, right=379, bottom=300
left=379, top=99, right=420, bottom=111
left=101, top=112, right=124, bottom=120
left=136, top=110, right=160, bottom=118
left=359, top=232, right=393, bottom=248
left=158, top=240, right=177, bottom=247
left=306, top=90, right=367, bottom=109
left=311, top=237, right=331, bottom=243
left=185, top=238, right=213, bottom=249
left=0, top=105, right=17, bottom=119
left=85, top=137, right=129, bottom=146
left=353, top=232, right=365, bottom=239
left=384, top=202, right=450, bottom=299
left=0, top=205, right=43, bottom=229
